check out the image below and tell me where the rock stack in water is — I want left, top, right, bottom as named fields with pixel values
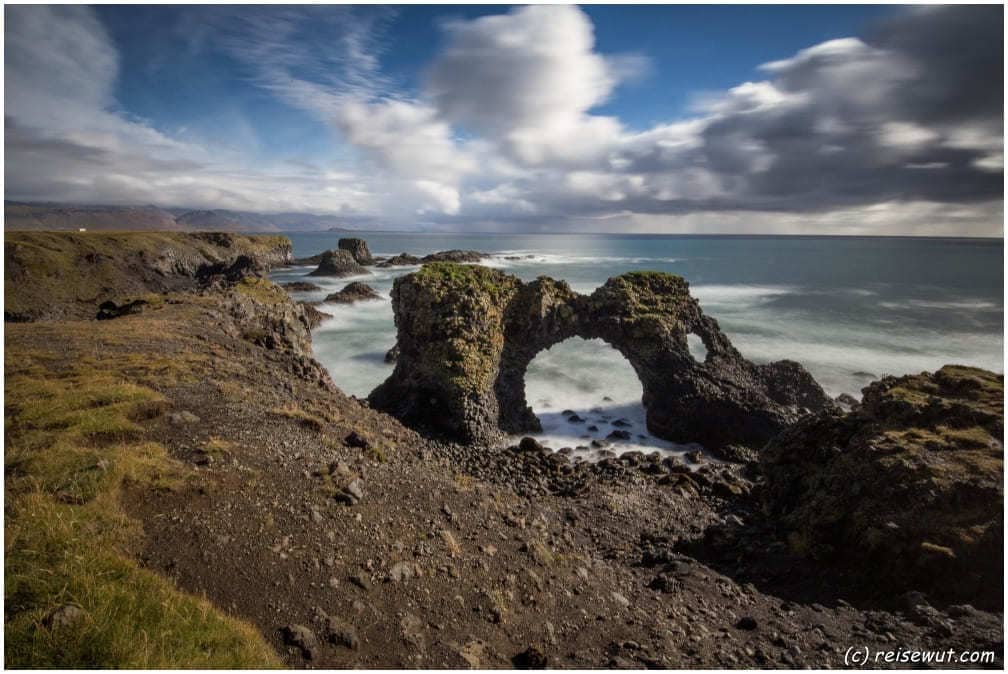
left=338, top=238, right=374, bottom=265
left=324, top=282, right=381, bottom=304
left=368, top=263, right=832, bottom=447
left=308, top=250, right=367, bottom=277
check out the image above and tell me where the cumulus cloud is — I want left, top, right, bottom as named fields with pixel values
left=426, top=5, right=639, bottom=165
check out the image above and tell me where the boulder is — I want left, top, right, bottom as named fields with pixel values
left=95, top=298, right=148, bottom=320
left=308, top=250, right=367, bottom=277
left=338, top=238, right=374, bottom=265
left=369, top=264, right=832, bottom=447
left=282, top=281, right=322, bottom=292
left=762, top=365, right=1003, bottom=608
left=323, top=282, right=381, bottom=304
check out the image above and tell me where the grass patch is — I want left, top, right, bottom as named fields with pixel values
left=270, top=402, right=327, bottom=431
left=4, top=368, right=280, bottom=667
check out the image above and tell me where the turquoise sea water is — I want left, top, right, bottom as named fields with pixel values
left=271, top=233, right=1003, bottom=455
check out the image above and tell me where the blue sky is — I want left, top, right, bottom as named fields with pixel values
left=5, top=4, right=1002, bottom=234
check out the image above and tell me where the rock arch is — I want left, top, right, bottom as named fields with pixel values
left=369, top=263, right=832, bottom=448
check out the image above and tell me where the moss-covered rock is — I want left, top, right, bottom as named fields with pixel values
left=370, top=264, right=831, bottom=447
left=4, top=231, right=292, bottom=321
left=761, top=365, right=1003, bottom=607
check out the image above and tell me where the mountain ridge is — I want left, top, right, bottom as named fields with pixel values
left=4, top=201, right=354, bottom=233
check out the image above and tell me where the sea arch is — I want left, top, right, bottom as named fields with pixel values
left=369, top=264, right=832, bottom=449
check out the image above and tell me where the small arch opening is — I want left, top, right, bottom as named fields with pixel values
left=687, top=333, right=708, bottom=362
left=522, top=337, right=700, bottom=461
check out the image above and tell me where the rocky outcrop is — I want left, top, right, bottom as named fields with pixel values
left=376, top=250, right=486, bottom=267
left=299, top=303, right=332, bottom=330
left=308, top=250, right=368, bottom=278
left=761, top=365, right=1003, bottom=608
left=324, top=282, right=381, bottom=304
left=4, top=231, right=292, bottom=321
left=376, top=253, right=420, bottom=267
left=338, top=238, right=374, bottom=265
left=369, top=264, right=832, bottom=447
left=283, top=281, right=322, bottom=292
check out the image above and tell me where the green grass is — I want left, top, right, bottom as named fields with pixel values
left=4, top=366, right=281, bottom=667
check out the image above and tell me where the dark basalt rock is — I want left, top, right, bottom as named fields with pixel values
left=338, top=238, right=374, bottom=265
left=308, top=250, right=368, bottom=278
left=376, top=253, right=421, bottom=267
left=96, top=298, right=148, bottom=320
left=761, top=365, right=1003, bottom=608
left=283, top=281, right=322, bottom=292
left=196, top=254, right=264, bottom=285
left=369, top=264, right=832, bottom=447
left=384, top=344, right=399, bottom=363
left=299, top=303, right=332, bottom=330
left=323, top=282, right=381, bottom=304
left=376, top=250, right=486, bottom=267
left=421, top=249, right=485, bottom=263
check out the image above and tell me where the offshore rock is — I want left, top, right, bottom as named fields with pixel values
left=369, top=264, right=831, bottom=447
left=762, top=365, right=1003, bottom=608
left=324, top=282, right=381, bottom=304
left=338, top=238, right=374, bottom=265
left=308, top=249, right=368, bottom=278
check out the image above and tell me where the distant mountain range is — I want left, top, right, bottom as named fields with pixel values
left=3, top=202, right=355, bottom=232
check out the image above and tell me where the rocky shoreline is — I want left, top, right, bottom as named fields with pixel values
left=4, top=232, right=1003, bottom=668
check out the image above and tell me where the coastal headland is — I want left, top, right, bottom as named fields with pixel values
left=4, top=231, right=1002, bottom=668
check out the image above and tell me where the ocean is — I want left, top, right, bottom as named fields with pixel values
left=271, top=233, right=1004, bottom=457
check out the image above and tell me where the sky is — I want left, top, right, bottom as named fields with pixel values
left=4, top=4, right=1004, bottom=235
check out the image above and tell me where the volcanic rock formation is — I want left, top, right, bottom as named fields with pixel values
left=338, top=238, right=374, bottom=265
left=761, top=364, right=1004, bottom=608
left=308, top=249, right=367, bottom=277
left=369, top=264, right=832, bottom=447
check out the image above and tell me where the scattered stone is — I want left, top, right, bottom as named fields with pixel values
left=96, top=298, right=148, bottom=320
left=167, top=411, right=200, bottom=425
left=345, top=431, right=370, bottom=449
left=612, top=418, right=632, bottom=427
left=43, top=604, right=86, bottom=631
left=389, top=561, right=418, bottom=582
left=512, top=645, right=548, bottom=669
left=611, top=591, right=630, bottom=608
left=325, top=616, right=360, bottom=650
left=349, top=574, right=372, bottom=591
left=607, top=430, right=632, bottom=441
left=736, top=616, right=758, bottom=631
left=283, top=624, right=319, bottom=659
left=518, top=436, right=545, bottom=453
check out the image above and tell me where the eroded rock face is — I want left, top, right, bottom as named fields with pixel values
left=308, top=250, right=367, bottom=277
left=338, top=238, right=374, bottom=265
left=761, top=365, right=1003, bottom=608
left=369, top=264, right=832, bottom=447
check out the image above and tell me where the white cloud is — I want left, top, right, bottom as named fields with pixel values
left=425, top=5, right=640, bottom=165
